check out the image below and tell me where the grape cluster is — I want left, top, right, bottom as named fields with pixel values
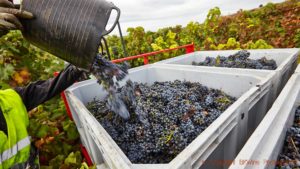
left=87, top=80, right=236, bottom=163
left=192, top=50, right=277, bottom=70
left=275, top=106, right=300, bottom=169
left=91, top=54, right=130, bottom=119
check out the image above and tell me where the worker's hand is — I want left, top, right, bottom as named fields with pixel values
left=77, top=67, right=90, bottom=81
left=67, top=64, right=91, bottom=81
left=0, top=0, right=33, bottom=36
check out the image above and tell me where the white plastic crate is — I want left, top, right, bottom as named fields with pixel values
left=229, top=65, right=300, bottom=169
left=295, top=63, right=300, bottom=73
left=65, top=64, right=275, bottom=169
left=156, top=49, right=300, bottom=98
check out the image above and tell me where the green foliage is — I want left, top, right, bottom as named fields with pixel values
left=28, top=97, right=86, bottom=168
left=122, top=27, right=154, bottom=66
left=243, top=39, right=273, bottom=49
left=63, top=151, right=83, bottom=167
left=0, top=31, right=64, bottom=88
left=246, top=17, right=261, bottom=28
left=227, top=22, right=239, bottom=38
left=62, top=119, right=80, bottom=140
left=179, top=21, right=202, bottom=47
left=294, top=29, right=300, bottom=48
left=210, top=38, right=241, bottom=50
left=126, top=27, right=150, bottom=55
left=150, top=30, right=180, bottom=62
left=0, top=64, right=14, bottom=89
left=42, top=151, right=95, bottom=169
left=106, top=1, right=298, bottom=63
left=151, top=30, right=178, bottom=50
left=107, top=35, right=123, bottom=59
left=210, top=38, right=273, bottom=50
left=204, top=7, right=221, bottom=37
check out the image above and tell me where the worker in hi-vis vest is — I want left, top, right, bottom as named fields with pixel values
left=0, top=0, right=86, bottom=168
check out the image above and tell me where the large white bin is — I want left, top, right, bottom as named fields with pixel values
left=156, top=49, right=300, bottom=98
left=65, top=64, right=274, bottom=169
left=229, top=65, right=300, bottom=169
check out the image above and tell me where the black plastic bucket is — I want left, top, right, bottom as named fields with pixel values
left=20, top=0, right=120, bottom=70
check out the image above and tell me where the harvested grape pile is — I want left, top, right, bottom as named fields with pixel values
left=192, top=50, right=277, bottom=70
left=275, top=106, right=300, bottom=169
left=87, top=80, right=236, bottom=163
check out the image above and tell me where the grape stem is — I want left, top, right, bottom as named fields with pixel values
left=289, top=137, right=300, bottom=156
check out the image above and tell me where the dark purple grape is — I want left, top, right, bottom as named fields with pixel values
left=91, top=54, right=131, bottom=119
left=87, top=80, right=236, bottom=163
left=275, top=106, right=300, bottom=169
left=192, top=50, right=277, bottom=70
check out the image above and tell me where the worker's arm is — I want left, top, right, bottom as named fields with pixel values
left=14, top=64, right=87, bottom=111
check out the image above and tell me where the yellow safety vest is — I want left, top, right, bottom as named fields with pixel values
left=0, top=89, right=31, bottom=169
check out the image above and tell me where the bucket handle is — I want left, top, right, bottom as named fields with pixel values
left=102, top=5, right=121, bottom=36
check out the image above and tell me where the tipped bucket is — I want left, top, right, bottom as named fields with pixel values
left=20, top=0, right=120, bottom=70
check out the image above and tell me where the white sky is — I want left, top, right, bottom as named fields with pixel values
left=15, top=0, right=285, bottom=34
left=107, top=0, right=284, bottom=34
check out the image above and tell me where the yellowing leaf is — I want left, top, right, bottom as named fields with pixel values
left=13, top=72, right=24, bottom=84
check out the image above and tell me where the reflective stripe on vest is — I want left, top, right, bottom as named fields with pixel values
left=0, top=89, right=30, bottom=169
left=0, top=136, right=31, bottom=164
